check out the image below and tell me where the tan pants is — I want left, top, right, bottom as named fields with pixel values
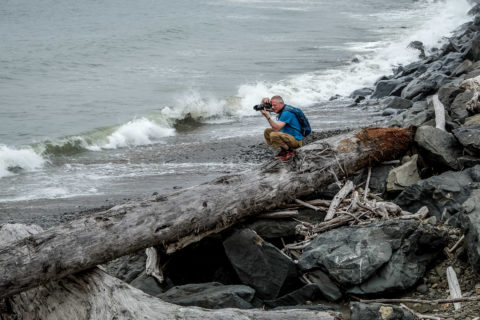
left=264, top=128, right=302, bottom=149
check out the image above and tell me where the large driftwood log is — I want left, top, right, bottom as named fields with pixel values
left=0, top=127, right=415, bottom=299
left=0, top=224, right=339, bottom=320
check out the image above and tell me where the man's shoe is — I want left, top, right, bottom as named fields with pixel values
left=280, top=150, right=295, bottom=161
left=274, top=149, right=288, bottom=158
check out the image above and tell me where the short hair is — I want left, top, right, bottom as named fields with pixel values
left=271, top=96, right=284, bottom=104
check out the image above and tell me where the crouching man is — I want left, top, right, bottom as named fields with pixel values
left=259, top=95, right=304, bottom=161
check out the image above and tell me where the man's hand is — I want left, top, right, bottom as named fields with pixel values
left=260, top=109, right=269, bottom=118
left=261, top=97, right=271, bottom=104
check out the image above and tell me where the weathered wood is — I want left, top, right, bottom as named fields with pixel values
left=0, top=127, right=415, bottom=299
left=0, top=224, right=340, bottom=320
left=325, top=180, right=354, bottom=221
left=446, top=266, right=462, bottom=311
left=363, top=167, right=371, bottom=202
left=430, top=95, right=446, bottom=131
left=145, top=247, right=163, bottom=283
left=295, top=199, right=321, bottom=211
left=448, top=235, right=465, bottom=253
left=258, top=210, right=299, bottom=219
left=360, top=295, right=480, bottom=305
left=399, top=303, right=442, bottom=320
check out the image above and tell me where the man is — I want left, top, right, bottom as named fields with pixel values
left=259, top=95, right=303, bottom=161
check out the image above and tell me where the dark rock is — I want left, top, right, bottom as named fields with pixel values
left=7, top=166, right=23, bottom=174
left=395, top=165, right=480, bottom=220
left=465, top=33, right=480, bottom=62
left=372, top=78, right=410, bottom=99
left=104, top=251, right=146, bottom=283
left=408, top=41, right=426, bottom=59
left=245, top=219, right=298, bottom=239
left=374, top=75, right=390, bottom=84
left=465, top=67, right=480, bottom=79
left=387, top=100, right=433, bottom=128
left=458, top=155, right=480, bottom=169
left=130, top=272, right=165, bottom=296
left=380, top=96, right=413, bottom=110
left=459, top=189, right=480, bottom=273
left=223, top=229, right=297, bottom=299
left=350, top=87, right=373, bottom=99
left=353, top=164, right=395, bottom=196
left=414, top=125, right=461, bottom=170
left=440, top=52, right=464, bottom=75
left=264, top=284, right=322, bottom=308
left=350, top=302, right=415, bottom=320
left=158, top=282, right=255, bottom=309
left=299, top=220, right=447, bottom=294
left=453, top=124, right=480, bottom=153
left=348, top=223, right=448, bottom=295
left=382, top=108, right=404, bottom=116
left=395, top=61, right=427, bottom=78
left=304, top=269, right=342, bottom=301
left=452, top=59, right=473, bottom=77
left=437, top=78, right=465, bottom=108
left=450, top=91, right=476, bottom=123
left=468, top=4, right=480, bottom=18
left=401, top=72, right=449, bottom=101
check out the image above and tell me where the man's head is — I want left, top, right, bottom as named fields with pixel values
left=271, top=95, right=285, bottom=113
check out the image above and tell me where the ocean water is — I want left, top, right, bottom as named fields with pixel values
left=0, top=0, right=474, bottom=218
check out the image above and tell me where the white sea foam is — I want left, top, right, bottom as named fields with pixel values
left=0, top=145, right=46, bottom=178
left=90, top=117, right=176, bottom=150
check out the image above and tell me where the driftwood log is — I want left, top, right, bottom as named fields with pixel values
left=0, top=223, right=340, bottom=320
left=0, top=127, right=415, bottom=299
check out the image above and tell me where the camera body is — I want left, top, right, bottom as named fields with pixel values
left=253, top=102, right=272, bottom=111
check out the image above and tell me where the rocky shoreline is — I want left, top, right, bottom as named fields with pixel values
left=3, top=3, right=480, bottom=320
left=100, top=3, right=480, bottom=320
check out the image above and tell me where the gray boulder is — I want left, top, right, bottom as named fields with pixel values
left=437, top=78, right=465, bottom=108
left=408, top=41, right=426, bottom=59
left=466, top=32, right=480, bottom=62
left=394, top=61, right=427, bottom=78
left=387, top=100, right=434, bottom=128
left=223, top=229, right=297, bottom=299
left=350, top=302, right=414, bottom=320
left=452, top=59, right=473, bottom=77
left=395, top=165, right=480, bottom=221
left=380, top=96, right=412, bottom=110
left=158, top=282, right=255, bottom=309
left=386, top=154, right=420, bottom=192
left=453, top=124, right=480, bottom=153
left=414, top=125, right=461, bottom=170
left=130, top=272, right=164, bottom=296
left=372, top=77, right=410, bottom=99
left=350, top=87, right=374, bottom=100
left=348, top=223, right=447, bottom=295
left=299, top=220, right=447, bottom=294
left=104, top=251, right=146, bottom=283
left=450, top=91, right=476, bottom=123
left=459, top=189, right=480, bottom=272
left=304, top=269, right=342, bottom=302
left=246, top=219, right=298, bottom=239
left=401, top=72, right=449, bottom=101
left=352, top=164, right=395, bottom=196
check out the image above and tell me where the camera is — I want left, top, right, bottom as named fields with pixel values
left=253, top=103, right=272, bottom=111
